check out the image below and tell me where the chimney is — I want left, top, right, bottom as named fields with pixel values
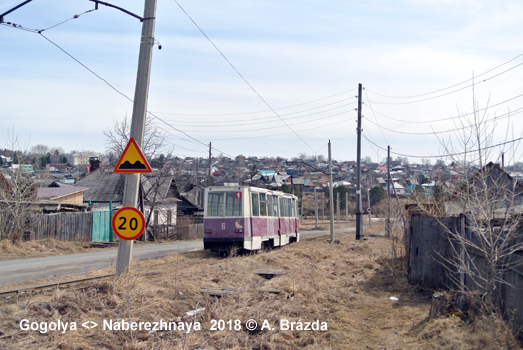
left=89, top=156, right=101, bottom=173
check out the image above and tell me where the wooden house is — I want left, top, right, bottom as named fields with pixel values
left=444, top=162, right=523, bottom=217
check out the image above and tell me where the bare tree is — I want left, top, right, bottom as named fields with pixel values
left=0, top=131, right=36, bottom=242
left=103, top=116, right=168, bottom=162
left=413, top=93, right=523, bottom=338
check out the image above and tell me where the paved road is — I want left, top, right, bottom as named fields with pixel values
left=0, top=240, right=203, bottom=286
left=0, top=228, right=356, bottom=287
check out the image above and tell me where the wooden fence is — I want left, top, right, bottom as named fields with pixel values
left=29, top=212, right=93, bottom=241
left=407, top=215, right=523, bottom=339
left=1, top=210, right=201, bottom=243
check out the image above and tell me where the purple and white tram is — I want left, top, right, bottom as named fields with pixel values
left=203, top=186, right=300, bottom=252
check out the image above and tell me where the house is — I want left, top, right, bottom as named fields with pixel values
left=384, top=182, right=405, bottom=196
left=75, top=169, right=184, bottom=240
left=75, top=168, right=124, bottom=210
left=444, top=162, right=523, bottom=216
left=45, top=163, right=74, bottom=174
left=36, top=187, right=88, bottom=206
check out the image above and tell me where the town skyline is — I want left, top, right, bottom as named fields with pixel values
left=2, top=1, right=522, bottom=163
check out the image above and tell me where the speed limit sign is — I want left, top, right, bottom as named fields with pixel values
left=111, top=206, right=145, bottom=241
left=367, top=207, right=372, bottom=213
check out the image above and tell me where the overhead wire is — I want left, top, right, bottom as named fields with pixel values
left=0, top=6, right=239, bottom=157
left=153, top=99, right=357, bottom=124
left=39, top=33, right=233, bottom=157
left=364, top=92, right=523, bottom=124
left=155, top=107, right=353, bottom=132
left=210, top=118, right=355, bottom=141
left=0, top=8, right=96, bottom=34
left=151, top=89, right=357, bottom=117
left=363, top=104, right=523, bottom=136
left=173, top=0, right=319, bottom=155
left=366, top=52, right=523, bottom=99
left=366, top=61, right=523, bottom=106
left=362, top=132, right=523, bottom=160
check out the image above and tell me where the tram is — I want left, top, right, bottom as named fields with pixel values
left=203, top=186, right=300, bottom=252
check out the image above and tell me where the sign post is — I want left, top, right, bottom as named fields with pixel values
left=115, top=0, right=157, bottom=277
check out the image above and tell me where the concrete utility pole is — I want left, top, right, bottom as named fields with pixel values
left=336, top=192, right=340, bottom=222
left=322, top=193, right=325, bottom=224
left=355, top=83, right=363, bottom=241
left=386, top=145, right=391, bottom=237
left=345, top=192, right=349, bottom=221
left=208, top=142, right=212, bottom=186
left=116, top=0, right=157, bottom=277
left=314, top=187, right=318, bottom=228
left=367, top=187, right=371, bottom=226
left=328, top=140, right=334, bottom=242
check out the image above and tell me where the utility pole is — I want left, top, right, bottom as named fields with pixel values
left=116, top=0, right=157, bottom=277
left=367, top=187, right=371, bottom=226
left=208, top=142, right=212, bottom=186
left=386, top=145, right=391, bottom=237
left=328, top=140, right=334, bottom=242
left=322, top=192, right=325, bottom=224
left=314, top=187, right=318, bottom=228
left=336, top=192, right=340, bottom=222
left=345, top=192, right=348, bottom=221
left=355, top=83, right=363, bottom=241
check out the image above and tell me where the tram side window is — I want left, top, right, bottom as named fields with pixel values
left=279, top=198, right=284, bottom=217
left=270, top=195, right=277, bottom=217
left=266, top=195, right=272, bottom=216
left=291, top=198, right=296, bottom=218
left=207, top=192, right=224, bottom=217
left=225, top=192, right=242, bottom=216
left=259, top=193, right=267, bottom=216
left=251, top=193, right=259, bottom=216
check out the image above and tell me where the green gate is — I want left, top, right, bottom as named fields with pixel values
left=92, top=210, right=112, bottom=242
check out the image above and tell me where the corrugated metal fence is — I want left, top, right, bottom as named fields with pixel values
left=408, top=215, right=523, bottom=339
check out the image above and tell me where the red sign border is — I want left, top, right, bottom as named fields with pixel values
left=111, top=206, right=146, bottom=241
left=113, top=137, right=152, bottom=174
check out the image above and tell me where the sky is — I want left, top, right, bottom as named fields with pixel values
left=1, top=0, right=523, bottom=165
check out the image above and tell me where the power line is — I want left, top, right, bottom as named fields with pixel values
left=364, top=92, right=523, bottom=124
left=151, top=90, right=357, bottom=117
left=363, top=105, right=523, bottom=136
left=173, top=0, right=319, bottom=155
left=362, top=132, right=523, bottom=160
left=36, top=32, right=232, bottom=157
left=152, top=99, right=356, bottom=123
left=366, top=52, right=523, bottom=99
left=366, top=61, right=523, bottom=105
left=154, top=109, right=351, bottom=133
left=209, top=118, right=354, bottom=141
left=0, top=8, right=96, bottom=33
left=40, top=32, right=133, bottom=103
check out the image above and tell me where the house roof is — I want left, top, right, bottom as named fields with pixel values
left=292, top=178, right=305, bottom=185
left=37, top=187, right=88, bottom=200
left=75, top=168, right=125, bottom=202
left=444, top=162, right=523, bottom=202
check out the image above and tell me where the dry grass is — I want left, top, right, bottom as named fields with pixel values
left=0, top=224, right=521, bottom=349
left=0, top=238, right=90, bottom=260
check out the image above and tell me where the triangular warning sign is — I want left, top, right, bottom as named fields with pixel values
left=114, top=137, right=152, bottom=173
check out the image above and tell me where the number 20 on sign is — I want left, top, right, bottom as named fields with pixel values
left=111, top=207, right=145, bottom=241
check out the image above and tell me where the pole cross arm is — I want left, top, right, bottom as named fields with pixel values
left=88, top=0, right=143, bottom=22
left=0, top=0, right=34, bottom=23
left=0, top=0, right=143, bottom=23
